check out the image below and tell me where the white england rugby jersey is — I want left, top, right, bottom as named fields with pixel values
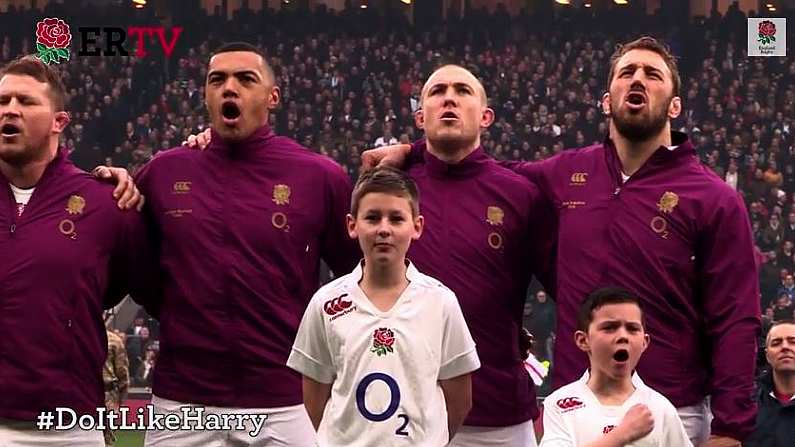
left=287, top=261, right=480, bottom=446
left=540, top=371, right=692, bottom=447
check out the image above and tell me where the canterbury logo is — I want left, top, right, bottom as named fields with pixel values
left=556, top=397, right=583, bottom=410
left=603, top=425, right=616, bottom=434
left=323, top=294, right=353, bottom=316
left=173, top=181, right=191, bottom=193
left=570, top=173, right=588, bottom=184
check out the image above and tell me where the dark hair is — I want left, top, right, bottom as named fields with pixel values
left=766, top=319, right=795, bottom=346
left=351, top=166, right=419, bottom=218
left=0, top=55, right=67, bottom=111
left=211, top=42, right=274, bottom=82
left=576, top=287, right=644, bottom=332
left=607, top=36, right=681, bottom=97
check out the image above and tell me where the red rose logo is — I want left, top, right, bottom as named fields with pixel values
left=34, top=18, right=72, bottom=65
left=757, top=20, right=777, bottom=45
left=36, top=18, right=71, bottom=48
left=371, top=328, right=395, bottom=356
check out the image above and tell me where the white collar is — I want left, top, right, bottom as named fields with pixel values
left=349, top=259, right=422, bottom=285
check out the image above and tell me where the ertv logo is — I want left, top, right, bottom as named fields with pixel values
left=34, top=17, right=183, bottom=64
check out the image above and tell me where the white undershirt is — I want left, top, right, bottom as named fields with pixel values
left=10, top=184, right=35, bottom=205
left=10, top=184, right=35, bottom=216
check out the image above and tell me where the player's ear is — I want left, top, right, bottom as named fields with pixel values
left=414, top=109, right=425, bottom=130
left=346, top=213, right=357, bottom=239
left=52, top=111, right=70, bottom=133
left=574, top=330, right=590, bottom=353
left=641, top=332, right=650, bottom=353
left=267, top=86, right=281, bottom=110
left=412, top=214, right=424, bottom=240
left=480, top=107, right=495, bottom=128
left=667, top=96, right=681, bottom=119
left=601, top=92, right=611, bottom=116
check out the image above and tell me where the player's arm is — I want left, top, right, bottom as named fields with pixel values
left=360, top=143, right=412, bottom=171
left=92, top=166, right=145, bottom=211
left=437, top=290, right=481, bottom=439
left=114, top=161, right=164, bottom=318
left=526, top=182, right=558, bottom=295
left=286, top=294, right=337, bottom=430
left=439, top=373, right=472, bottom=439
left=319, top=162, right=360, bottom=274
left=302, top=375, right=332, bottom=431
left=698, top=191, right=761, bottom=441
left=103, top=194, right=161, bottom=316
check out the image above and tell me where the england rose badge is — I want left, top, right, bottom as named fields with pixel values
left=35, top=18, right=72, bottom=65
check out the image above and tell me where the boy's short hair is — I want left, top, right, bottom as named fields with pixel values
left=576, top=287, right=645, bottom=332
left=0, top=55, right=67, bottom=111
left=351, top=166, right=419, bottom=218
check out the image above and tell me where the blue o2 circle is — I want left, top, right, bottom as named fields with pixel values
left=355, top=372, right=401, bottom=422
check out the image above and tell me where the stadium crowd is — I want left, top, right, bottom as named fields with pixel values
left=1, top=0, right=794, bottom=390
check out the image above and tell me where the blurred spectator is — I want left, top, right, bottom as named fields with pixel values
left=135, top=349, right=157, bottom=387
left=525, top=290, right=555, bottom=361
left=744, top=321, right=795, bottom=447
left=126, top=327, right=154, bottom=375
left=127, top=317, right=146, bottom=336
left=762, top=214, right=784, bottom=251
left=777, top=275, right=795, bottom=301
left=785, top=212, right=795, bottom=243
left=772, top=294, right=794, bottom=322
left=725, top=160, right=740, bottom=191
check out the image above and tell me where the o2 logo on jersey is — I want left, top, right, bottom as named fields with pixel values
left=356, top=372, right=410, bottom=436
left=556, top=396, right=584, bottom=413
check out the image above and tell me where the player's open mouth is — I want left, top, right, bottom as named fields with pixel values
left=613, top=349, right=629, bottom=362
left=221, top=102, right=241, bottom=125
left=625, top=92, right=646, bottom=110
left=1, top=123, right=21, bottom=137
left=440, top=111, right=459, bottom=122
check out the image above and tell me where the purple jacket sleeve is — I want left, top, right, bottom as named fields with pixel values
left=319, top=162, right=360, bottom=275
left=104, top=205, right=161, bottom=316
left=121, top=162, right=163, bottom=318
left=526, top=184, right=558, bottom=297
left=499, top=159, right=553, bottom=198
left=698, top=190, right=761, bottom=440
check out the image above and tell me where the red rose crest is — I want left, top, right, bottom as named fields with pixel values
left=757, top=20, right=777, bottom=45
left=371, top=327, right=395, bottom=356
left=35, top=18, right=72, bottom=65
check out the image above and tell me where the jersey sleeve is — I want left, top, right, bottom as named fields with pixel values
left=438, top=289, right=481, bottom=380
left=538, top=397, right=575, bottom=447
left=287, top=293, right=337, bottom=384
left=659, top=397, right=694, bottom=447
